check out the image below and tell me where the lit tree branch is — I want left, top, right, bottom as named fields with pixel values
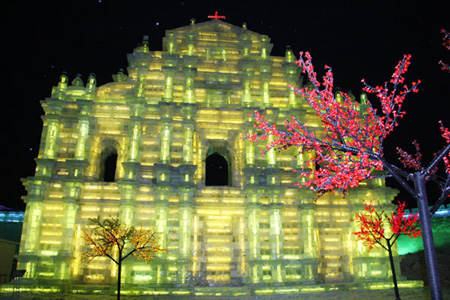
left=439, top=29, right=450, bottom=72
left=353, top=201, right=421, bottom=300
left=247, top=43, right=450, bottom=299
left=83, top=216, right=167, bottom=300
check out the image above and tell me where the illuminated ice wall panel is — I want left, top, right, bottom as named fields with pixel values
left=18, top=19, right=403, bottom=293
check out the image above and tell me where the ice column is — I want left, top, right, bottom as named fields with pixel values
left=239, top=52, right=254, bottom=106
left=43, top=118, right=59, bottom=159
left=57, top=183, right=81, bottom=281
left=299, top=199, right=320, bottom=283
left=177, top=188, right=195, bottom=285
left=159, top=102, right=173, bottom=165
left=259, top=41, right=272, bottom=107
left=154, top=184, right=170, bottom=284
left=122, top=102, right=144, bottom=181
left=268, top=185, right=285, bottom=283
left=183, top=66, right=197, bottom=104
left=283, top=46, right=300, bottom=108
left=245, top=188, right=263, bottom=284
left=66, top=100, right=92, bottom=179
left=74, top=106, right=90, bottom=160
left=162, top=66, right=175, bottom=101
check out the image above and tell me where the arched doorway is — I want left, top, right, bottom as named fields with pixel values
left=205, top=143, right=232, bottom=186
left=205, top=153, right=228, bottom=186
left=99, top=139, right=119, bottom=182
left=103, top=151, right=118, bottom=182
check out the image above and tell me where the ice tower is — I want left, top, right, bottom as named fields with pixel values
left=17, top=18, right=412, bottom=295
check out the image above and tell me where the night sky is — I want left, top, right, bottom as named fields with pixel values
left=0, top=1, right=449, bottom=210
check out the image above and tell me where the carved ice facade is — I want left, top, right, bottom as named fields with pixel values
left=18, top=19, right=406, bottom=294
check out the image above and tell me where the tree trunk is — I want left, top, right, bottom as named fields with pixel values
left=413, top=172, right=442, bottom=300
left=387, top=240, right=400, bottom=300
left=117, top=255, right=122, bottom=300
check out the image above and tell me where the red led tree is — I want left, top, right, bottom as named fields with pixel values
left=353, top=201, right=421, bottom=300
left=439, top=29, right=450, bottom=72
left=249, top=50, right=450, bottom=299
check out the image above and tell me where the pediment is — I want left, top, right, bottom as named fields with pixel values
left=171, top=20, right=263, bottom=39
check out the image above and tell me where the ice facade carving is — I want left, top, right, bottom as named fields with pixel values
left=17, top=19, right=413, bottom=295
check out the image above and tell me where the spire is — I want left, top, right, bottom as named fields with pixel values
left=52, top=72, right=68, bottom=98
left=113, top=68, right=128, bottom=82
left=140, top=36, right=149, bottom=52
left=59, top=71, right=69, bottom=85
left=86, top=73, right=97, bottom=94
left=285, top=45, right=295, bottom=63
left=260, top=35, right=270, bottom=59
left=71, top=73, right=84, bottom=87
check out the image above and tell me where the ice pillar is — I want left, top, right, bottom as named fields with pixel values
left=283, top=46, right=300, bottom=108
left=57, top=182, right=81, bottom=281
left=268, top=181, right=285, bottom=283
left=259, top=46, right=272, bottom=107
left=19, top=179, right=48, bottom=279
left=122, top=102, right=144, bottom=181
left=74, top=117, right=90, bottom=160
left=183, top=66, right=197, bottom=104
left=299, top=199, right=321, bottom=283
left=42, top=117, right=59, bottom=159
left=245, top=188, right=263, bottom=284
left=177, top=187, right=195, bottom=285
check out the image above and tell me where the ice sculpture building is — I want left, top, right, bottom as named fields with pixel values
left=17, top=18, right=414, bottom=295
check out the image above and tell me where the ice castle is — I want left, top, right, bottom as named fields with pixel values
left=16, top=17, right=420, bottom=296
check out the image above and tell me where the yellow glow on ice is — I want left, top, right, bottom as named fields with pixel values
left=16, top=18, right=404, bottom=296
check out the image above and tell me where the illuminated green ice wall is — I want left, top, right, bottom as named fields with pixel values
left=16, top=18, right=416, bottom=295
left=398, top=215, right=450, bottom=255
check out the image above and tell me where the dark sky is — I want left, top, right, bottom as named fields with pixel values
left=0, top=0, right=449, bottom=210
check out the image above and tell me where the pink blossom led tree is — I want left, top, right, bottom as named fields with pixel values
left=439, top=29, right=450, bottom=72
left=353, top=201, right=421, bottom=300
left=249, top=47, right=450, bottom=299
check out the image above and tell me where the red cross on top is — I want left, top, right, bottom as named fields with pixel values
left=208, top=11, right=226, bottom=20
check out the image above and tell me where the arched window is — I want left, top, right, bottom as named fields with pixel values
left=99, top=140, right=119, bottom=182
left=103, top=151, right=118, bottom=182
left=205, top=153, right=229, bottom=186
